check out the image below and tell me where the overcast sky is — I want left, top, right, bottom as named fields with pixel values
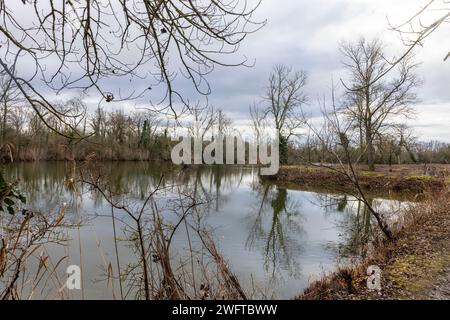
left=8, top=0, right=449, bottom=142
left=199, top=0, right=450, bottom=142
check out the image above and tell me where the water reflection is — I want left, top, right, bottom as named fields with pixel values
left=313, top=193, right=408, bottom=260
left=246, top=183, right=303, bottom=282
left=1, top=162, right=411, bottom=299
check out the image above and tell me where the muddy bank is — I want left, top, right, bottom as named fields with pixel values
left=270, top=166, right=447, bottom=194
left=297, top=192, right=450, bottom=300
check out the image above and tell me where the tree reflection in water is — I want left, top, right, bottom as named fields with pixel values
left=314, top=193, right=392, bottom=260
left=246, top=181, right=304, bottom=284
left=3, top=162, right=256, bottom=299
left=2, top=162, right=411, bottom=299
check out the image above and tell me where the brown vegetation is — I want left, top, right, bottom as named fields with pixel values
left=297, top=190, right=450, bottom=300
left=78, top=162, right=251, bottom=300
left=0, top=206, right=69, bottom=299
left=271, top=165, right=449, bottom=194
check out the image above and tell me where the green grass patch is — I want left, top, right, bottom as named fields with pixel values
left=385, top=252, right=450, bottom=298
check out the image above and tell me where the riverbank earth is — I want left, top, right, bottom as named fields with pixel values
left=270, top=164, right=449, bottom=194
left=277, top=165, right=450, bottom=300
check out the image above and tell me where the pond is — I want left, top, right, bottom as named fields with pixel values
left=1, top=162, right=410, bottom=299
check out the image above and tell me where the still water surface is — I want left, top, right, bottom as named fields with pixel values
left=3, top=162, right=408, bottom=299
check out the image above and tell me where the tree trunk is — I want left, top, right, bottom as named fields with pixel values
left=2, top=102, right=7, bottom=143
left=359, top=123, right=364, bottom=163
left=366, top=127, right=375, bottom=171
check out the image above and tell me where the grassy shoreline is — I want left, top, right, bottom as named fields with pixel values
left=273, top=164, right=450, bottom=300
left=270, top=165, right=448, bottom=194
left=297, top=191, right=450, bottom=299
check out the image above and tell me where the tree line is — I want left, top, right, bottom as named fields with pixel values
left=0, top=93, right=237, bottom=162
left=1, top=36, right=449, bottom=166
left=250, top=38, right=450, bottom=169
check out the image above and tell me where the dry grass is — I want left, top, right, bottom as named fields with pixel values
left=0, top=206, right=70, bottom=299
left=80, top=163, right=252, bottom=300
left=297, top=190, right=450, bottom=300
left=274, top=165, right=447, bottom=195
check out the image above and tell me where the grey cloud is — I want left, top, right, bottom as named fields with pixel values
left=5, top=0, right=449, bottom=142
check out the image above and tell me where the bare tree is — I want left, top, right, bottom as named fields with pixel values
left=391, top=0, right=450, bottom=63
left=8, top=105, right=29, bottom=136
left=361, top=0, right=450, bottom=87
left=90, top=106, right=107, bottom=139
left=61, top=97, right=88, bottom=136
left=188, top=103, right=216, bottom=141
left=107, top=110, right=130, bottom=145
left=263, top=65, right=308, bottom=164
left=0, top=73, right=22, bottom=143
left=249, top=103, right=267, bottom=145
left=306, top=84, right=394, bottom=239
left=312, top=101, right=337, bottom=164
left=0, top=0, right=264, bottom=135
left=214, top=108, right=232, bottom=136
left=340, top=38, right=421, bottom=171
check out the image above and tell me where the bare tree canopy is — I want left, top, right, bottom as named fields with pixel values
left=0, top=72, right=21, bottom=143
left=188, top=102, right=216, bottom=140
left=249, top=102, right=267, bottom=144
left=340, top=38, right=421, bottom=171
left=391, top=0, right=450, bottom=62
left=0, top=0, right=264, bottom=132
left=263, top=64, right=307, bottom=164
